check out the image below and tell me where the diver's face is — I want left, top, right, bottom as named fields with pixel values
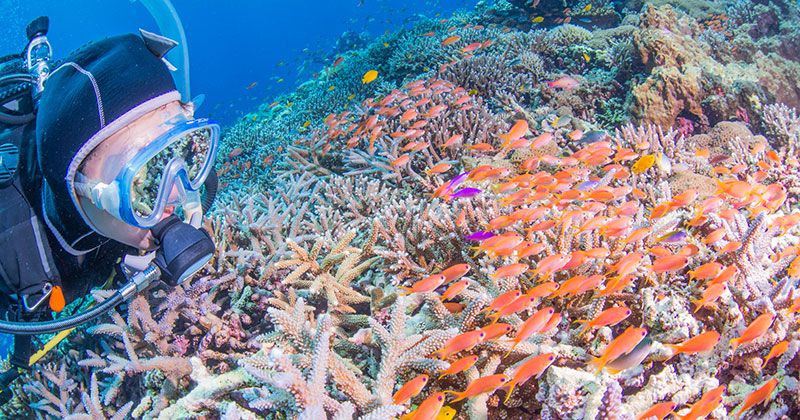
left=77, top=100, right=194, bottom=249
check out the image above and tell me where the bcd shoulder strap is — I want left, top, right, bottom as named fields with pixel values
left=0, top=122, right=61, bottom=313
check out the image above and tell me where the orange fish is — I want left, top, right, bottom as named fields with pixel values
left=392, top=154, right=411, bottom=167
left=401, top=275, right=446, bottom=295
left=531, top=254, right=571, bottom=280
left=462, top=42, right=482, bottom=53
left=445, top=374, right=508, bottom=402
left=479, top=323, right=512, bottom=341
left=718, top=241, right=742, bottom=254
left=573, top=306, right=631, bottom=335
left=393, top=374, right=430, bottom=404
left=489, top=295, right=536, bottom=323
left=636, top=401, right=677, bottom=420
left=433, top=330, right=486, bottom=359
left=442, top=134, right=463, bottom=148
left=547, top=75, right=579, bottom=90
left=762, top=340, right=789, bottom=368
left=499, top=119, right=529, bottom=146
left=702, top=227, right=727, bottom=245
left=650, top=255, right=689, bottom=273
left=438, top=355, right=479, bottom=379
left=590, top=327, right=648, bottom=372
left=505, top=307, right=555, bottom=355
left=735, top=378, right=779, bottom=418
left=675, top=385, right=725, bottom=420
left=481, top=289, right=521, bottom=314
left=666, top=331, right=720, bottom=359
left=425, top=162, right=452, bottom=175
left=441, top=35, right=461, bottom=46
left=730, top=313, right=774, bottom=351
left=524, top=282, right=560, bottom=299
left=440, top=280, right=470, bottom=301
left=440, top=263, right=470, bottom=282
left=493, top=263, right=529, bottom=279
left=669, top=189, right=698, bottom=208
left=688, top=261, right=724, bottom=281
left=443, top=302, right=465, bottom=314
left=692, top=283, right=726, bottom=313
left=710, top=265, right=737, bottom=285
left=503, top=353, right=556, bottom=403
left=403, top=392, right=445, bottom=420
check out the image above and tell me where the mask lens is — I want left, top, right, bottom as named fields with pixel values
left=130, top=126, right=213, bottom=218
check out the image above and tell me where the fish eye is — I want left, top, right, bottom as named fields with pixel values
left=422, top=377, right=428, bottom=381
left=549, top=356, right=554, bottom=360
left=500, top=378, right=506, bottom=381
left=438, top=396, right=443, bottom=401
left=549, top=309, right=554, bottom=313
left=506, top=326, right=511, bottom=331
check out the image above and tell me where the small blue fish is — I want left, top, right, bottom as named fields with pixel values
left=576, top=180, right=599, bottom=191
left=606, top=337, right=652, bottom=373
left=580, top=130, right=609, bottom=144
left=449, top=187, right=481, bottom=199
left=465, top=231, right=495, bottom=241
left=657, top=231, right=687, bottom=243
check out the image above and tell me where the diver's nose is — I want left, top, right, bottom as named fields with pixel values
left=166, top=184, right=181, bottom=204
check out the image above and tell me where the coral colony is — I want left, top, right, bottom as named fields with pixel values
left=6, top=0, right=800, bottom=419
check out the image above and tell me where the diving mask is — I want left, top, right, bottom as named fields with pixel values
left=75, top=118, right=220, bottom=229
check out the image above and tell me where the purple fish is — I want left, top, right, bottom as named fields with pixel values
left=465, top=231, right=495, bottom=241
left=657, top=230, right=687, bottom=243
left=576, top=180, right=599, bottom=191
left=448, top=172, right=469, bottom=189
left=449, top=187, right=481, bottom=199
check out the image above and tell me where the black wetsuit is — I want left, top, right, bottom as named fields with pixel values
left=0, top=111, right=126, bottom=322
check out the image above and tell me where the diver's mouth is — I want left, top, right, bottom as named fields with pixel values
left=162, top=205, right=175, bottom=217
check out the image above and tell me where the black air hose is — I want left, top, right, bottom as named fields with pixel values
left=0, top=292, right=124, bottom=335
left=201, top=167, right=218, bottom=213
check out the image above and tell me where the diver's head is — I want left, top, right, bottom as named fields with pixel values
left=36, top=32, right=218, bottom=253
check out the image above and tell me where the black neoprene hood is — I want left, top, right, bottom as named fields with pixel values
left=35, top=33, right=178, bottom=252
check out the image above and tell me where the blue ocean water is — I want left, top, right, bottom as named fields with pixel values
left=0, top=0, right=479, bottom=125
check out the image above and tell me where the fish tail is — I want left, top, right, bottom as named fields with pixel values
left=730, top=338, right=740, bottom=352
left=588, top=356, right=606, bottom=373
left=503, top=341, right=518, bottom=358
left=691, top=299, right=703, bottom=313
left=399, top=287, right=413, bottom=296
left=503, top=381, right=518, bottom=404
left=443, top=390, right=464, bottom=403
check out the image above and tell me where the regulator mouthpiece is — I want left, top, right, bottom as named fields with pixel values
left=150, top=215, right=214, bottom=286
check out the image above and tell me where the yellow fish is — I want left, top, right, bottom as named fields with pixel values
left=583, top=53, right=591, bottom=62
left=362, top=69, right=379, bottom=84
left=631, top=154, right=656, bottom=174
left=277, top=78, right=284, bottom=83
left=532, top=16, right=544, bottom=23
left=302, top=120, right=311, bottom=128
left=436, top=406, right=457, bottom=420
left=347, top=93, right=356, bottom=101
left=583, top=4, right=592, bottom=12
left=468, top=88, right=479, bottom=95
left=551, top=116, right=560, bottom=127
left=383, top=42, right=389, bottom=48
left=328, top=86, right=335, bottom=91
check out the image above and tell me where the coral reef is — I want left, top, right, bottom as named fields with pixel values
left=6, top=1, right=800, bottom=419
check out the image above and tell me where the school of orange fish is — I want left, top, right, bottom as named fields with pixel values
left=314, top=74, right=800, bottom=419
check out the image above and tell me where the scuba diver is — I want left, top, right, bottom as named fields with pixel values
left=0, top=16, right=218, bottom=400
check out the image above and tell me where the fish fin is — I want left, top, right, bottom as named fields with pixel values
left=730, top=338, right=740, bottom=352
left=443, top=390, right=464, bottom=403
left=691, top=299, right=703, bottom=313
left=503, top=341, right=518, bottom=358
left=503, top=381, right=518, bottom=404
